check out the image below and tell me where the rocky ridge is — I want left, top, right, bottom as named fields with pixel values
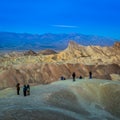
left=0, top=41, right=120, bottom=89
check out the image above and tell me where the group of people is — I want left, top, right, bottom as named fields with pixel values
left=72, top=71, right=92, bottom=81
left=16, top=83, right=30, bottom=96
left=61, top=76, right=66, bottom=80
left=16, top=71, right=92, bottom=95
left=60, top=71, right=92, bottom=82
left=23, top=84, right=30, bottom=96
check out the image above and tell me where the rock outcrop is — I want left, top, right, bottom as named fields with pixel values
left=38, top=49, right=57, bottom=55
left=24, top=50, right=37, bottom=56
left=114, top=42, right=120, bottom=49
left=54, top=41, right=120, bottom=65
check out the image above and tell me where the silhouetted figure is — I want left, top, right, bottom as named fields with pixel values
left=72, top=72, right=76, bottom=81
left=16, top=83, right=20, bottom=95
left=61, top=76, right=66, bottom=80
left=23, top=85, right=27, bottom=96
left=61, top=76, right=64, bottom=80
left=26, top=84, right=30, bottom=95
left=89, top=71, right=92, bottom=79
left=79, top=76, right=83, bottom=79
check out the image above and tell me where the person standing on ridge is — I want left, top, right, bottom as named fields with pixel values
left=72, top=72, right=76, bottom=81
left=23, top=85, right=27, bottom=96
left=26, top=84, right=30, bottom=95
left=89, top=71, right=92, bottom=79
left=16, top=83, right=20, bottom=95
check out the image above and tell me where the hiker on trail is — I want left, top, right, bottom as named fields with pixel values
left=26, top=84, right=30, bottom=95
left=23, top=85, right=27, bottom=96
left=79, top=76, right=83, bottom=79
left=89, top=71, right=92, bottom=79
left=72, top=72, right=76, bottom=81
left=61, top=76, right=64, bottom=80
left=16, top=83, right=20, bottom=95
left=61, top=76, right=66, bottom=80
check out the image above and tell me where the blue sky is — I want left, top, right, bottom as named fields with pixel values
left=0, top=0, right=120, bottom=39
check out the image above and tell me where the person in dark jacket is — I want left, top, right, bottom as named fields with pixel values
left=16, top=83, right=20, bottom=95
left=61, top=76, right=64, bottom=80
left=72, top=72, right=76, bottom=81
left=79, top=75, right=83, bottom=79
left=26, top=84, right=30, bottom=95
left=23, top=85, right=27, bottom=96
left=89, top=71, right=92, bottom=79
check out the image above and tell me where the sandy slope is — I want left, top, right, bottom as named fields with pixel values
left=0, top=79, right=120, bottom=120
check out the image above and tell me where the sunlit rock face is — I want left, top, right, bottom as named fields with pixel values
left=56, top=41, right=120, bottom=65
left=0, top=79, right=119, bottom=120
left=110, top=74, right=120, bottom=81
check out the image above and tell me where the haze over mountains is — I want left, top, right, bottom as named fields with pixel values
left=0, top=32, right=118, bottom=51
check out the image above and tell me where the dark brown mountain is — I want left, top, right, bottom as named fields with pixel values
left=38, top=49, right=57, bottom=55
left=24, top=50, right=37, bottom=56
left=114, top=42, right=120, bottom=49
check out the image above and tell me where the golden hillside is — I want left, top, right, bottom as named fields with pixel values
left=0, top=41, right=120, bottom=89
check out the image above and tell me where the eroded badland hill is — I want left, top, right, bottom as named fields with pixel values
left=0, top=41, right=120, bottom=89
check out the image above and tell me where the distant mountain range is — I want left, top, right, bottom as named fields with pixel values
left=0, top=32, right=118, bottom=51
